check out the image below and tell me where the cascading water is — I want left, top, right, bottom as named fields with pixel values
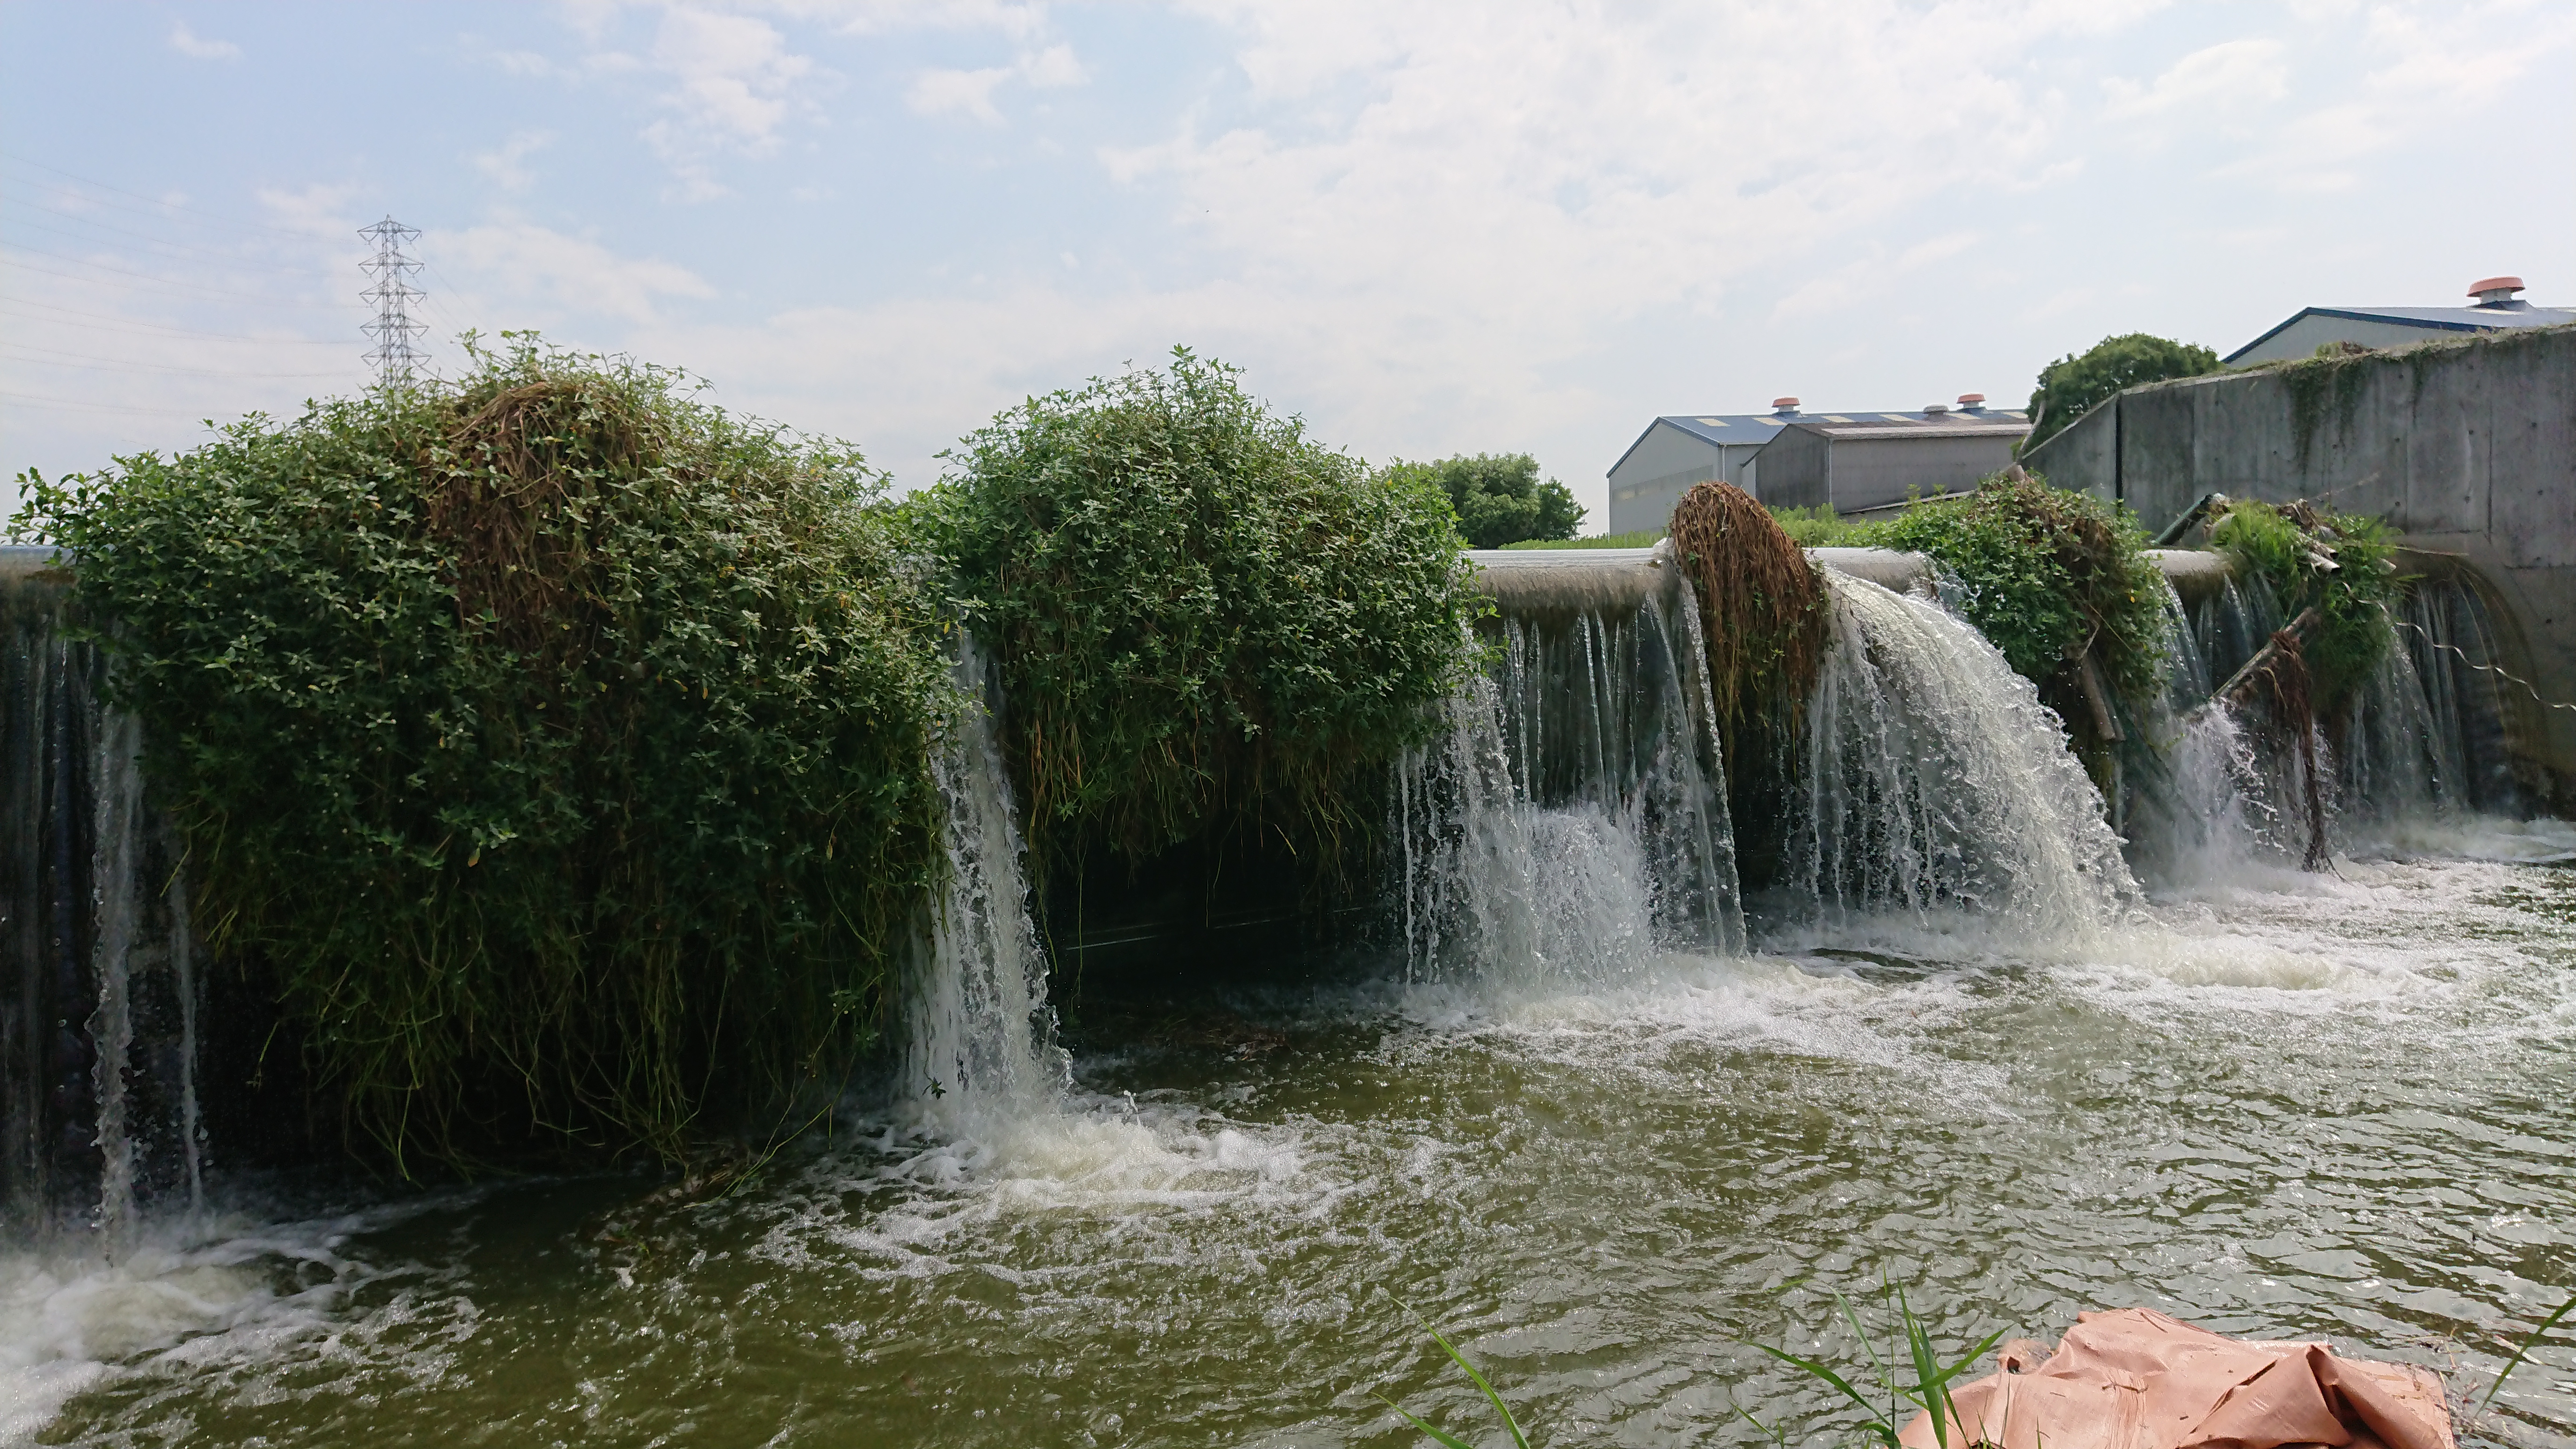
left=2122, top=568, right=2543, bottom=877
left=3, top=550, right=206, bottom=1249
left=1391, top=551, right=1742, bottom=984
left=902, top=637, right=1070, bottom=1122
left=1786, top=566, right=2137, bottom=936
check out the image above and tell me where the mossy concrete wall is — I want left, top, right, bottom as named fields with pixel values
left=2025, top=323, right=2576, bottom=810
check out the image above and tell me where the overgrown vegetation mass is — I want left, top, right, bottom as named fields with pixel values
left=1869, top=472, right=2171, bottom=716
left=2205, top=498, right=2400, bottom=712
left=15, top=337, right=955, bottom=1174
left=914, top=348, right=1486, bottom=881
left=1377, top=451, right=1585, bottom=549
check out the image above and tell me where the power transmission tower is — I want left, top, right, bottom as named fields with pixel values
left=358, top=215, right=427, bottom=389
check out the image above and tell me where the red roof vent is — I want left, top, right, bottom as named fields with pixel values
left=2469, top=276, right=2525, bottom=305
left=1771, top=396, right=1800, bottom=414
left=1956, top=393, right=1987, bottom=409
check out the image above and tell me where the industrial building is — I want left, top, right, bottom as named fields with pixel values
left=1603, top=395, right=2031, bottom=533
left=2224, top=276, right=2570, bottom=365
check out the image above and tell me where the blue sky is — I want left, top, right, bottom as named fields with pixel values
left=4, top=1, right=2569, bottom=524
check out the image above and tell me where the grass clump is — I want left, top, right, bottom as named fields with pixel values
left=1872, top=471, right=2170, bottom=755
left=1496, top=528, right=1665, bottom=550
left=2205, top=498, right=2400, bottom=712
left=13, top=335, right=953, bottom=1174
left=1766, top=505, right=1882, bottom=548
left=915, top=348, right=1485, bottom=879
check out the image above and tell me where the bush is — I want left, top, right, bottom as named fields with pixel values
left=1873, top=472, right=2171, bottom=723
left=2206, top=499, right=2400, bottom=711
left=2025, top=334, right=2221, bottom=449
left=1379, top=452, right=1584, bottom=548
left=12, top=337, right=953, bottom=1173
left=915, top=349, right=1485, bottom=876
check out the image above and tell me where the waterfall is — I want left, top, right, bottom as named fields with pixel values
left=2340, top=581, right=2531, bottom=820
left=1787, top=567, right=2138, bottom=935
left=1392, top=552, right=1744, bottom=983
left=903, top=636, right=1069, bottom=1118
left=3, top=549, right=206, bottom=1249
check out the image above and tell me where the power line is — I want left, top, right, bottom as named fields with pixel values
left=0, top=201, right=336, bottom=278
left=0, top=388, right=234, bottom=417
left=0, top=249, right=343, bottom=308
left=359, top=216, right=427, bottom=387
left=0, top=152, right=330, bottom=242
left=0, top=295, right=351, bottom=344
left=1, top=342, right=353, bottom=379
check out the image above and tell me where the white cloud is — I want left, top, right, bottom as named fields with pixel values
left=438, top=223, right=718, bottom=324
left=2212, top=2, right=2575, bottom=190
left=907, top=41, right=1086, bottom=123
left=167, top=22, right=242, bottom=61
left=907, top=65, right=1012, bottom=123
left=2102, top=38, right=2287, bottom=119
left=473, top=132, right=555, bottom=192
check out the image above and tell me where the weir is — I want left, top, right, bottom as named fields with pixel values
left=0, top=532, right=2542, bottom=1241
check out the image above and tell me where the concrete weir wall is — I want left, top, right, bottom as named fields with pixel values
left=2024, top=323, right=2576, bottom=811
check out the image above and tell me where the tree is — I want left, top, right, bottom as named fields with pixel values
left=2024, top=334, right=2221, bottom=450
left=1380, top=452, right=1586, bottom=548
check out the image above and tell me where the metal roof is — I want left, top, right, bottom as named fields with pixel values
left=1610, top=406, right=2032, bottom=476
left=1777, top=419, right=2030, bottom=441
left=2223, top=301, right=2576, bottom=364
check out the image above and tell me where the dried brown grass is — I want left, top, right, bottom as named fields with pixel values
left=427, top=379, right=658, bottom=668
left=1668, top=480, right=1826, bottom=752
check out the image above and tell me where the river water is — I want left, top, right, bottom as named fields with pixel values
left=7, top=574, right=2575, bottom=1447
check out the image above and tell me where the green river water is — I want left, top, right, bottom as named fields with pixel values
left=12, top=821, right=2574, bottom=1448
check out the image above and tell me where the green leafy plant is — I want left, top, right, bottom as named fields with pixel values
left=2024, top=333, right=2222, bottom=450
left=1741, top=1285, right=2009, bottom=1449
left=1377, top=1314, right=1530, bottom=1449
left=1873, top=471, right=2171, bottom=746
left=2205, top=499, right=2400, bottom=713
left=914, top=348, right=1486, bottom=880
left=12, top=335, right=954, bottom=1174
left=1380, top=452, right=1586, bottom=549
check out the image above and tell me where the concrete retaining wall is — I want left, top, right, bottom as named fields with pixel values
left=2023, top=323, right=2576, bottom=809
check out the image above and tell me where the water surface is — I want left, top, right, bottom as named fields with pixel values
left=17, top=826, right=2576, bottom=1448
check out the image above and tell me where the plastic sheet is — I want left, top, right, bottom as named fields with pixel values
left=1896, top=1308, right=2454, bottom=1449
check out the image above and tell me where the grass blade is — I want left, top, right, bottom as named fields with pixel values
left=1374, top=1392, right=1481, bottom=1449
left=1417, top=1317, right=1530, bottom=1449
left=1752, top=1341, right=1901, bottom=1444
left=2477, top=1290, right=2576, bottom=1418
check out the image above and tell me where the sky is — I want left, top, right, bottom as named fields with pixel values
left=3, top=0, right=2569, bottom=525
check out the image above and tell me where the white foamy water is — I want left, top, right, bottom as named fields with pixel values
left=0, top=1200, right=458, bottom=1446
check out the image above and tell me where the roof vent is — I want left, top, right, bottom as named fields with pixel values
left=1956, top=393, right=1987, bottom=411
left=1771, top=396, right=1800, bottom=414
left=2469, top=275, right=2525, bottom=306
left=1923, top=403, right=1950, bottom=416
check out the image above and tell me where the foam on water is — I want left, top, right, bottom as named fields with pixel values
left=0, top=1199, right=454, bottom=1444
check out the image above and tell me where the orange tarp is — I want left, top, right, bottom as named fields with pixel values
left=1895, top=1308, right=2455, bottom=1449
